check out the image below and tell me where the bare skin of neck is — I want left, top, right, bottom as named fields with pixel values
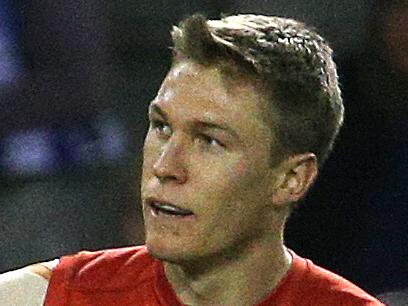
left=164, top=234, right=293, bottom=306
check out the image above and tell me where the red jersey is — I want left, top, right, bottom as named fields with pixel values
left=44, top=246, right=383, bottom=305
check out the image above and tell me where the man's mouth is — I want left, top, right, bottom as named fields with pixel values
left=146, top=199, right=194, bottom=217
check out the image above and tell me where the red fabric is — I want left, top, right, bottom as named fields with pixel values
left=44, top=246, right=384, bottom=306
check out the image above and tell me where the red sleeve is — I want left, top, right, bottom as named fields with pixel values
left=258, top=250, right=385, bottom=306
left=44, top=252, right=77, bottom=306
left=300, top=256, right=385, bottom=306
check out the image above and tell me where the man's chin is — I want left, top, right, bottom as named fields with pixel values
left=146, top=240, right=204, bottom=266
left=147, top=244, right=185, bottom=264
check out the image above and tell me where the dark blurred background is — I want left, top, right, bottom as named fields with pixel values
left=0, top=0, right=406, bottom=296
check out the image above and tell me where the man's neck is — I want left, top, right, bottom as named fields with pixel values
left=163, top=239, right=293, bottom=306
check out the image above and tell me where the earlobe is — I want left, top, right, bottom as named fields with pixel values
left=271, top=153, right=318, bottom=205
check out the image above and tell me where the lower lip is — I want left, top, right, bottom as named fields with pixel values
left=148, top=204, right=196, bottom=221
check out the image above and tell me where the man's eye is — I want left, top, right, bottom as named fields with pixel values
left=199, top=134, right=225, bottom=148
left=152, top=120, right=172, bottom=137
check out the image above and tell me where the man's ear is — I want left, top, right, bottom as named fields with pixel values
left=271, top=153, right=318, bottom=205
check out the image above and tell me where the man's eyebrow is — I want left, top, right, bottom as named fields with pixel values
left=194, top=120, right=240, bottom=140
left=149, top=102, right=240, bottom=140
left=149, top=103, right=168, bottom=121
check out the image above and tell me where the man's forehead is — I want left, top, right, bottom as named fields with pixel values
left=156, top=65, right=229, bottom=106
left=149, top=100, right=225, bottom=124
left=155, top=84, right=175, bottom=103
left=166, top=61, right=225, bottom=88
left=168, top=60, right=203, bottom=78
left=159, top=61, right=265, bottom=105
left=153, top=60, right=274, bottom=130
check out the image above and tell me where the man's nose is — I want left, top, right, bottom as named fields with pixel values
left=152, top=137, right=188, bottom=184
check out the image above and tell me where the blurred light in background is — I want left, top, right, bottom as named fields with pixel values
left=0, top=111, right=128, bottom=178
left=96, top=112, right=128, bottom=163
left=1, top=129, right=56, bottom=176
left=0, top=0, right=24, bottom=86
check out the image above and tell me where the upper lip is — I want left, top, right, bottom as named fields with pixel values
left=144, top=196, right=194, bottom=214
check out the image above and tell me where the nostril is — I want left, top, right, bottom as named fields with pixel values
left=153, top=161, right=181, bottom=182
left=154, top=166, right=187, bottom=184
left=156, top=174, right=178, bottom=183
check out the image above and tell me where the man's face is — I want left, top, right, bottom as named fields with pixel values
left=141, top=60, right=282, bottom=263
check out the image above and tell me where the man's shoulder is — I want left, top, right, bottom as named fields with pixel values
left=377, top=288, right=408, bottom=306
left=55, top=245, right=159, bottom=290
left=61, top=245, right=151, bottom=268
left=0, top=263, right=51, bottom=305
left=289, top=253, right=384, bottom=305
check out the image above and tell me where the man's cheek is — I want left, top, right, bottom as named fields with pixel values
left=224, top=159, right=252, bottom=185
left=195, top=161, right=251, bottom=205
left=142, top=138, right=161, bottom=169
